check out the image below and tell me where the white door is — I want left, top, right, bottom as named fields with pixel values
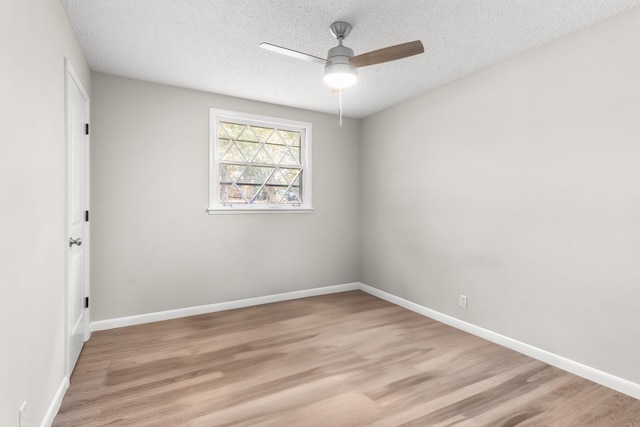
left=66, top=60, right=90, bottom=376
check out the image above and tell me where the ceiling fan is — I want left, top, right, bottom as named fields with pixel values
left=260, top=21, right=424, bottom=91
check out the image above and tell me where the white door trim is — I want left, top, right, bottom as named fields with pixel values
left=65, top=58, right=90, bottom=377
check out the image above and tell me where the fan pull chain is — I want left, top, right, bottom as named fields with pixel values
left=339, top=89, right=343, bottom=127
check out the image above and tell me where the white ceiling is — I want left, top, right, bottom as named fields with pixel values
left=61, top=0, right=640, bottom=118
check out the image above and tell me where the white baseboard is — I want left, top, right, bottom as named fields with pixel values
left=359, top=283, right=640, bottom=400
left=91, top=282, right=360, bottom=332
left=41, top=376, right=69, bottom=427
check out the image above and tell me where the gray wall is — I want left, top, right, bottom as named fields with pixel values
left=0, top=0, right=91, bottom=425
left=360, top=8, right=640, bottom=384
left=90, top=73, right=360, bottom=321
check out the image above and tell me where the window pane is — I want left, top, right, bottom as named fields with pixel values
left=267, top=131, right=286, bottom=146
left=283, top=186, right=301, bottom=204
left=252, top=186, right=277, bottom=204
left=237, top=166, right=274, bottom=184
left=219, top=164, right=246, bottom=183
left=236, top=139, right=260, bottom=162
left=279, top=130, right=301, bottom=147
left=221, top=143, right=246, bottom=162
left=273, top=186, right=301, bottom=204
left=292, top=172, right=301, bottom=187
left=279, top=149, right=299, bottom=166
left=253, top=147, right=272, bottom=164
left=251, top=125, right=273, bottom=142
left=290, top=146, right=301, bottom=163
left=220, top=184, right=248, bottom=203
left=265, top=144, right=289, bottom=165
left=218, top=137, right=232, bottom=157
left=238, top=126, right=260, bottom=143
left=220, top=122, right=245, bottom=140
left=267, top=168, right=301, bottom=186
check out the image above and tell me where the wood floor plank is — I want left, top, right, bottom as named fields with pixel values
left=53, top=291, right=640, bottom=426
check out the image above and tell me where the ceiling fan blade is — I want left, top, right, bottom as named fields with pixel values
left=349, top=40, right=424, bottom=68
left=259, top=43, right=327, bottom=65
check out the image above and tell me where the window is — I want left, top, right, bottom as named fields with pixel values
left=208, top=109, right=312, bottom=213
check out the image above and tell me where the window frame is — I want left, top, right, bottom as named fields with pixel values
left=208, top=108, right=313, bottom=214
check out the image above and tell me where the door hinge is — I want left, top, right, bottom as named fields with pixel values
left=84, top=123, right=89, bottom=135
left=84, top=210, right=89, bottom=222
left=84, top=297, right=89, bottom=309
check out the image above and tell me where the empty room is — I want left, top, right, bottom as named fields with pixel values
left=2, top=0, right=640, bottom=425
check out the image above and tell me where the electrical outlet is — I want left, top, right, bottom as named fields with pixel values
left=19, top=401, right=27, bottom=427
left=459, top=295, right=467, bottom=308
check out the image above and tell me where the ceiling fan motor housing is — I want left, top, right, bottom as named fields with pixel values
left=324, top=44, right=357, bottom=87
left=326, top=44, right=355, bottom=67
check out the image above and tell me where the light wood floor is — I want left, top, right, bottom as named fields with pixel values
left=53, top=291, right=640, bottom=426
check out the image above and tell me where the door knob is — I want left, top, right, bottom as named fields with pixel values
left=69, top=237, right=82, bottom=247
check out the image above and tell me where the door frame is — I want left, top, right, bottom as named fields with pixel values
left=65, top=58, right=91, bottom=377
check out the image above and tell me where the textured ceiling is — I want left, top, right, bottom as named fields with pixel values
left=61, top=0, right=640, bottom=118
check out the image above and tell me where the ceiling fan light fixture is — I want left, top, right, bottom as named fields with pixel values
left=324, top=63, right=357, bottom=89
left=323, top=43, right=357, bottom=89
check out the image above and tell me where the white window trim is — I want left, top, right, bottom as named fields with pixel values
left=208, top=108, right=313, bottom=214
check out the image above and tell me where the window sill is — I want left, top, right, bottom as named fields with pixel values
left=207, top=207, right=314, bottom=215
